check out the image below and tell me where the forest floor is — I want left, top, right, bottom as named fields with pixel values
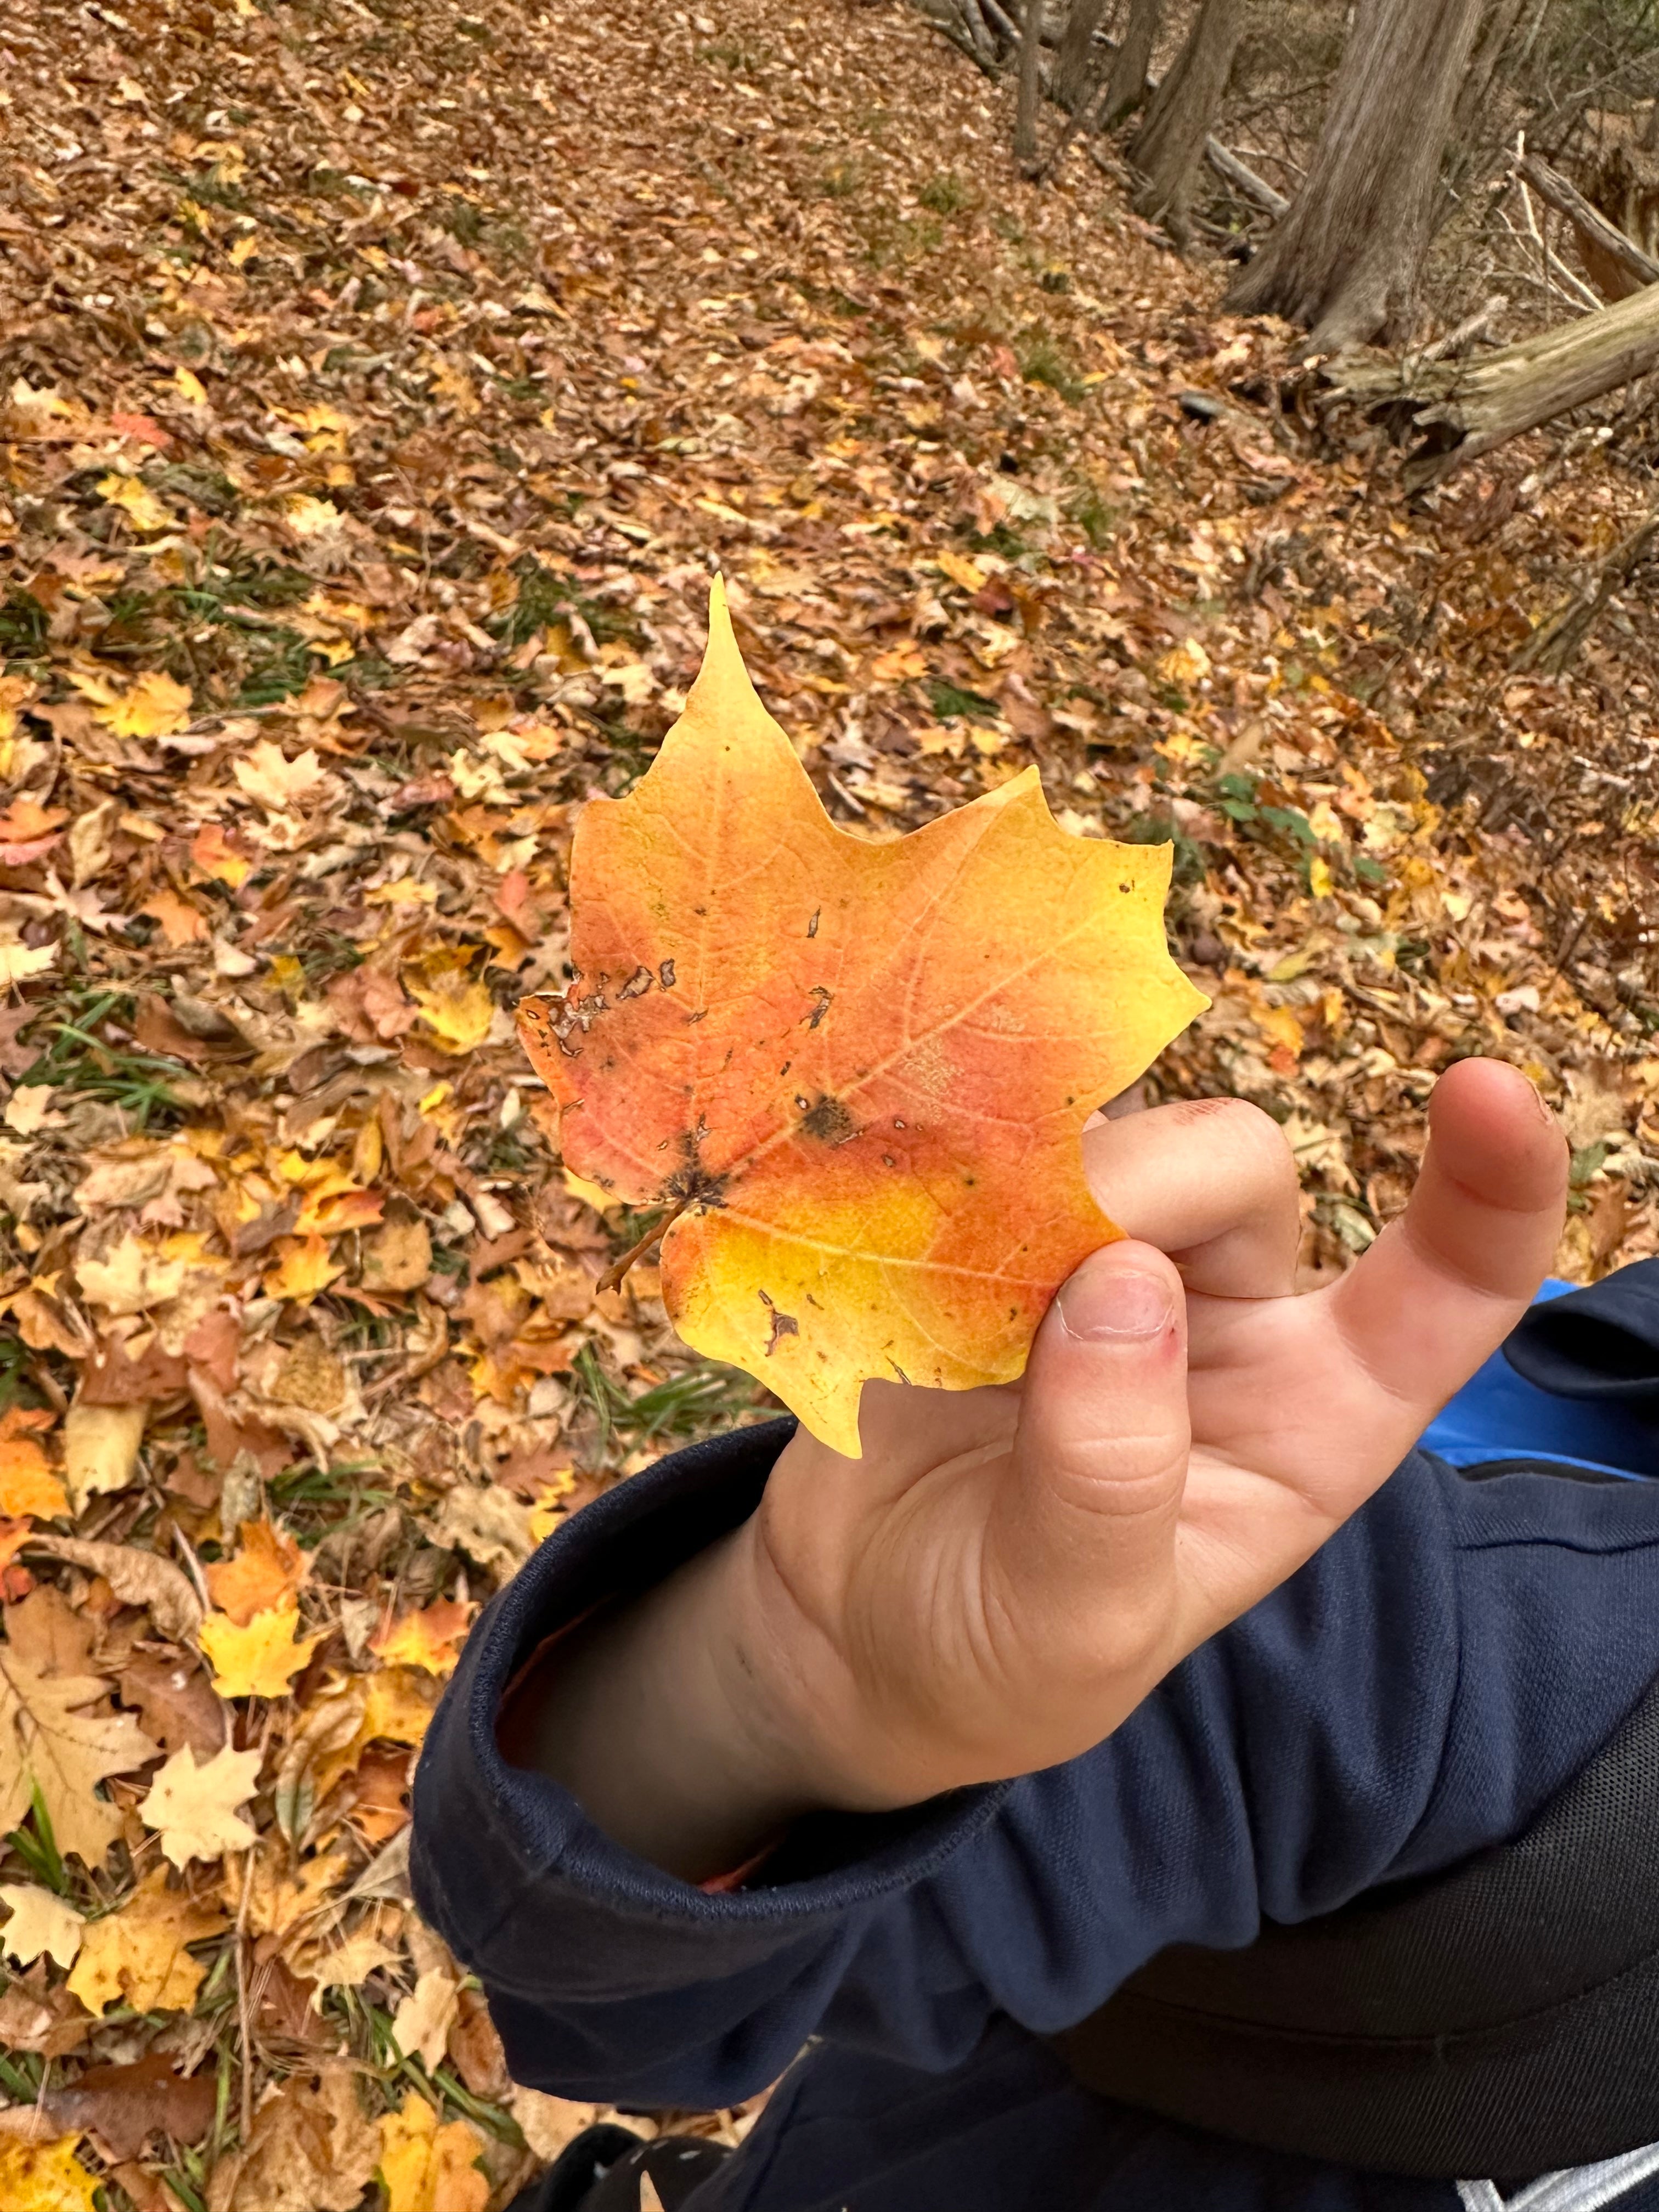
left=1, top=0, right=1657, bottom=2204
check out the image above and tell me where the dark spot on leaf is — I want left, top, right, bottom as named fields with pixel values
left=659, top=958, right=676, bottom=989
left=803, top=985, right=832, bottom=1030
left=800, top=1093, right=857, bottom=1144
left=806, top=908, right=820, bottom=938
left=758, top=1290, right=800, bottom=1356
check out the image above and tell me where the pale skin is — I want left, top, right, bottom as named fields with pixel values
left=510, top=1058, right=1568, bottom=1882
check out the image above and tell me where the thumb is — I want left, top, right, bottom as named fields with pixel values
left=993, top=1241, right=1191, bottom=1640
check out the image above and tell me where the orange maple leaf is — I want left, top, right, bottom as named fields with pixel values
left=519, top=582, right=1206, bottom=1456
left=369, top=1598, right=472, bottom=1677
left=204, top=1519, right=307, bottom=1627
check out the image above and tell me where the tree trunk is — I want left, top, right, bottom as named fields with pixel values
left=1128, top=0, right=1242, bottom=243
left=1101, top=0, right=1160, bottom=127
left=1052, top=0, right=1115, bottom=112
left=1014, top=0, right=1045, bottom=171
left=1222, top=0, right=1486, bottom=353
left=1329, top=277, right=1659, bottom=487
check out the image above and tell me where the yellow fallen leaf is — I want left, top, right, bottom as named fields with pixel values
left=103, top=669, right=193, bottom=739
left=174, top=365, right=208, bottom=405
left=97, top=472, right=171, bottom=533
left=405, top=953, right=495, bottom=1056
left=935, top=549, right=988, bottom=592
left=0, top=2137, right=100, bottom=2212
left=66, top=1867, right=227, bottom=2013
left=200, top=1601, right=323, bottom=1699
left=0, top=1882, right=84, bottom=1969
left=1308, top=854, right=1335, bottom=900
left=377, top=2093, right=488, bottom=2212
left=560, top=1166, right=617, bottom=1214
left=4, top=1085, right=60, bottom=1136
left=62, top=1401, right=146, bottom=1511
left=138, top=1742, right=263, bottom=1868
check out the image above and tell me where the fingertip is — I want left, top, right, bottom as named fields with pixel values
left=1427, top=1058, right=1567, bottom=1214
left=1047, top=1240, right=1186, bottom=1347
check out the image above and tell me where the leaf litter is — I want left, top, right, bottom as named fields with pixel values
left=0, top=0, right=1656, bottom=2199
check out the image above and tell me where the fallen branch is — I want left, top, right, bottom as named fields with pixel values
left=1416, top=292, right=1509, bottom=364
left=1204, top=136, right=1288, bottom=217
left=1519, top=151, right=1659, bottom=292
left=1511, top=501, right=1659, bottom=673
left=1328, top=274, right=1659, bottom=487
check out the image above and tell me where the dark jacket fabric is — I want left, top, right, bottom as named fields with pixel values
left=412, top=1266, right=1659, bottom=2212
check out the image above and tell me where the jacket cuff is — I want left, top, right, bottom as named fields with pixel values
left=409, top=1417, right=1003, bottom=2038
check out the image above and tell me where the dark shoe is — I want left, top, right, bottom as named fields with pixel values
left=506, top=2123, right=733, bottom=2212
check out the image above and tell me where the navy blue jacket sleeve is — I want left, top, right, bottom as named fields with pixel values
left=411, top=1424, right=1659, bottom=2111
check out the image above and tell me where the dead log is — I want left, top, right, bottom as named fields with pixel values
left=1328, top=276, right=1659, bottom=488
left=1517, top=153, right=1659, bottom=295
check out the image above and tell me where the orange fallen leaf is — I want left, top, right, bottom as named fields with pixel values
left=205, top=1520, right=307, bottom=1627
left=520, top=580, right=1206, bottom=1455
left=263, top=1233, right=343, bottom=1304
left=369, top=1599, right=471, bottom=1677
left=138, top=888, right=208, bottom=948
left=0, top=1431, right=67, bottom=1522
left=199, top=1601, right=322, bottom=1700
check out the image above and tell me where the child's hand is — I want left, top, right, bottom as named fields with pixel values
left=516, top=1059, right=1566, bottom=1878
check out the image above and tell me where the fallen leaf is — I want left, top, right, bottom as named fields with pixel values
left=4, top=1086, right=60, bottom=1136
left=509, top=2086, right=605, bottom=2163
left=369, top=1599, right=470, bottom=1676
left=376, top=2092, right=488, bottom=2212
left=139, top=888, right=208, bottom=949
left=139, top=1743, right=263, bottom=1868
left=97, top=473, right=171, bottom=532
left=0, top=943, right=57, bottom=990
left=74, top=1239, right=188, bottom=1316
left=520, top=581, right=1206, bottom=1455
left=388, top=1966, right=461, bottom=2071
left=0, top=2137, right=100, bottom=2212
left=303, top=1924, right=403, bottom=2000
left=233, top=741, right=329, bottom=811
left=262, top=1234, right=343, bottom=1304
left=61, top=1401, right=147, bottom=1510
left=99, top=670, right=193, bottom=740
left=430, top=1482, right=532, bottom=1570
left=0, top=1883, right=84, bottom=1970
left=360, top=1211, right=431, bottom=1293
left=204, top=1520, right=307, bottom=1626
left=199, top=1601, right=323, bottom=1699
left=0, top=1649, right=160, bottom=1866
left=66, top=1868, right=226, bottom=2013
left=23, top=1535, right=201, bottom=1643
left=405, top=952, right=496, bottom=1055
left=118, top=1654, right=228, bottom=1759
left=205, top=2061, right=377, bottom=2212
left=42, top=2051, right=217, bottom=2163
left=0, top=1431, right=69, bottom=1521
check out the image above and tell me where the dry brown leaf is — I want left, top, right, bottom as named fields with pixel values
left=26, top=1534, right=202, bottom=1642
left=0, top=1646, right=161, bottom=1867
left=388, top=1966, right=461, bottom=2073
left=205, top=2061, right=377, bottom=2212
left=42, top=2050, right=217, bottom=2163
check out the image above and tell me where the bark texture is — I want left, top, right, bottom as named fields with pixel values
left=1052, top=0, right=1114, bottom=112
left=1014, top=0, right=1045, bottom=170
left=1331, top=278, right=1659, bottom=487
left=1223, top=0, right=1485, bottom=353
left=1102, top=0, right=1160, bottom=126
left=1128, top=0, right=1241, bottom=242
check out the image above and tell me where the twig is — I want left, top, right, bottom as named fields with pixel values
left=1519, top=150, right=1659, bottom=289
left=1416, top=292, right=1509, bottom=363
left=596, top=1198, right=689, bottom=1296
left=235, top=1847, right=257, bottom=2143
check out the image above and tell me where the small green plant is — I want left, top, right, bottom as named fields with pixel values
left=927, top=678, right=1001, bottom=723
left=918, top=172, right=967, bottom=215
left=1017, top=333, right=1086, bottom=403
left=819, top=158, right=865, bottom=200
left=573, top=1344, right=768, bottom=1459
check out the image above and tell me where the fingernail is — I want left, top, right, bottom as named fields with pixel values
left=1057, top=1265, right=1173, bottom=1341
